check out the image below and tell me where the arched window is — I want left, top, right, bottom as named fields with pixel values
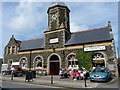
left=34, top=57, right=42, bottom=68
left=68, top=54, right=78, bottom=69
left=20, top=58, right=27, bottom=68
left=92, top=53, right=105, bottom=67
left=92, top=53, right=104, bottom=60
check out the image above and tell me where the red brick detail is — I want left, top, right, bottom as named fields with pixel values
left=21, top=38, right=44, bottom=42
left=71, top=26, right=109, bottom=34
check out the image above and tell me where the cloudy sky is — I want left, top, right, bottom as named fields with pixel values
left=1, top=1, right=118, bottom=58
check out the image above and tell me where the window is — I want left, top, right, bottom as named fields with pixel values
left=34, top=57, right=42, bottom=68
left=68, top=54, right=78, bottom=69
left=8, top=47, right=11, bottom=54
left=20, top=58, right=27, bottom=68
left=92, top=53, right=104, bottom=60
left=12, top=46, right=16, bottom=54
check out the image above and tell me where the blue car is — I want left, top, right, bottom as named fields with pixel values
left=90, top=67, right=112, bottom=82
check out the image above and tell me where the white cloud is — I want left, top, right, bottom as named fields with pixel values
left=70, top=22, right=89, bottom=32
left=8, top=2, right=47, bottom=34
left=69, top=2, right=117, bottom=27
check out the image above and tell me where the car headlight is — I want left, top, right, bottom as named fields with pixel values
left=90, top=75, right=93, bottom=77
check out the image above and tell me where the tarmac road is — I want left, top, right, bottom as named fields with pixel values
left=1, top=80, right=64, bottom=89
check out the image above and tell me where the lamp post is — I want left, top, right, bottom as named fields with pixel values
left=11, top=70, right=14, bottom=80
left=29, top=50, right=32, bottom=71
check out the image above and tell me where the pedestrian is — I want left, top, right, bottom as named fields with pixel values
left=74, top=70, right=80, bottom=80
left=59, top=68, right=63, bottom=79
left=69, top=69, right=74, bottom=78
left=63, top=69, right=68, bottom=78
left=78, top=68, right=84, bottom=80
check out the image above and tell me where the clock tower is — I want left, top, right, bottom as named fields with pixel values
left=44, top=2, right=71, bottom=49
left=47, top=2, right=70, bottom=31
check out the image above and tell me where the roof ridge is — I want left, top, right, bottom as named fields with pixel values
left=71, top=26, right=109, bottom=34
left=21, top=38, right=44, bottom=42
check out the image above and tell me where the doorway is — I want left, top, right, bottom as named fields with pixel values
left=49, top=55, right=60, bottom=75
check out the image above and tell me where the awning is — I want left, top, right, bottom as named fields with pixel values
left=12, top=62, right=19, bottom=65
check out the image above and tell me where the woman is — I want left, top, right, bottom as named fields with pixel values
left=74, top=70, right=80, bottom=80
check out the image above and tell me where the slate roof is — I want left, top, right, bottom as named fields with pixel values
left=65, top=26, right=111, bottom=46
left=19, top=38, right=44, bottom=51
left=18, top=26, right=111, bottom=51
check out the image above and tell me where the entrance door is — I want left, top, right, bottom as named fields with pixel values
left=49, top=55, right=60, bottom=75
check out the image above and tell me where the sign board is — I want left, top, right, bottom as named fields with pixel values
left=2, top=64, right=8, bottom=71
left=50, top=38, right=59, bottom=44
left=84, top=46, right=106, bottom=51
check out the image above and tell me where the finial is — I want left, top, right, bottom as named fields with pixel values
left=108, top=21, right=112, bottom=31
left=12, top=35, right=14, bottom=38
left=108, top=21, right=111, bottom=27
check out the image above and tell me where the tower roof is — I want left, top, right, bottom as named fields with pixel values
left=47, top=2, right=70, bottom=13
left=50, top=2, right=67, bottom=8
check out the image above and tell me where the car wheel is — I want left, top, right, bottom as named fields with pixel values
left=90, top=80, right=94, bottom=82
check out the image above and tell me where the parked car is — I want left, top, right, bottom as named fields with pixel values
left=90, top=67, right=112, bottom=82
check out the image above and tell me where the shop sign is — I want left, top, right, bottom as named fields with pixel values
left=84, top=46, right=106, bottom=51
left=50, top=38, right=59, bottom=43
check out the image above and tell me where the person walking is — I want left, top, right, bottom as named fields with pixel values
left=59, top=69, right=63, bottom=79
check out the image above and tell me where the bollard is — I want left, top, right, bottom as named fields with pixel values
left=11, top=71, right=13, bottom=80
left=51, top=75, right=53, bottom=84
left=84, top=74, right=87, bottom=87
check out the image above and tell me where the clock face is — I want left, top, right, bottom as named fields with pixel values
left=52, top=14, right=57, bottom=20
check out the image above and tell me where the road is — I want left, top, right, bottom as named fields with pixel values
left=1, top=80, right=65, bottom=90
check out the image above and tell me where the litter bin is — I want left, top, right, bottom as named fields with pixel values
left=32, top=70, right=36, bottom=78
left=25, top=71, right=33, bottom=82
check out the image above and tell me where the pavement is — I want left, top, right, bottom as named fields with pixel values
left=1, top=74, right=119, bottom=89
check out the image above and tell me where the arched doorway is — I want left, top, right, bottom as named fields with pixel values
left=92, top=53, right=105, bottom=67
left=49, top=55, right=60, bottom=75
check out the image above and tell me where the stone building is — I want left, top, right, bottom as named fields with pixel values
left=4, top=2, right=117, bottom=75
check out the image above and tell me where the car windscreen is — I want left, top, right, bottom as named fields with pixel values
left=92, top=68, right=106, bottom=72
